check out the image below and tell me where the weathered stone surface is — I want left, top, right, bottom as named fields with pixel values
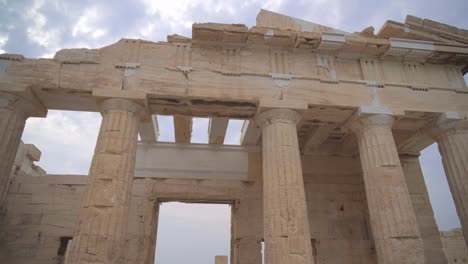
left=350, top=114, right=424, bottom=264
left=215, top=255, right=229, bottom=264
left=401, top=154, right=447, bottom=264
left=441, top=228, right=468, bottom=263
left=257, top=108, right=314, bottom=264
left=0, top=8, right=468, bottom=264
left=65, top=98, right=145, bottom=264
left=0, top=92, right=46, bottom=207
left=429, top=114, right=468, bottom=248
left=0, top=149, right=464, bottom=264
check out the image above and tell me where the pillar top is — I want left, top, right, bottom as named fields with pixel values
left=255, top=108, right=302, bottom=127
left=0, top=91, right=47, bottom=118
left=99, top=98, right=147, bottom=117
left=428, top=112, right=468, bottom=139
left=347, top=113, right=395, bottom=133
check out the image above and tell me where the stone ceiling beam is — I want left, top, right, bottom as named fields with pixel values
left=303, top=124, right=335, bottom=151
left=240, top=120, right=261, bottom=146
left=397, top=130, right=434, bottom=155
left=173, top=115, right=192, bottom=143
left=208, top=117, right=229, bottom=144
left=138, top=115, right=159, bottom=142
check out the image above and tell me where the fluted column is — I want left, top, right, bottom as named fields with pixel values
left=0, top=92, right=46, bottom=206
left=351, top=114, right=424, bottom=264
left=429, top=115, right=468, bottom=247
left=256, top=109, right=314, bottom=264
left=66, top=98, right=145, bottom=264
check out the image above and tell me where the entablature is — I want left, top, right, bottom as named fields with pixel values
left=1, top=10, right=468, bottom=158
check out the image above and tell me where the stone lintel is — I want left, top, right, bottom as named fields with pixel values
left=258, top=98, right=307, bottom=114
left=358, top=105, right=397, bottom=117
left=92, top=88, right=147, bottom=104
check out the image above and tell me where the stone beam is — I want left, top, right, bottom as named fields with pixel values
left=3, top=37, right=468, bottom=117
left=173, top=115, right=192, bottom=143
left=135, top=142, right=259, bottom=180
left=138, top=115, right=159, bottom=142
left=397, top=131, right=434, bottom=155
left=240, top=120, right=261, bottom=146
left=304, top=124, right=335, bottom=150
left=208, top=117, right=229, bottom=144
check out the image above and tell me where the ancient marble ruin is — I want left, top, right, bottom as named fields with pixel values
left=0, top=9, right=468, bottom=264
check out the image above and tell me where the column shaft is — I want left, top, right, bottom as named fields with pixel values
left=433, top=121, right=468, bottom=246
left=0, top=106, right=26, bottom=203
left=66, top=98, right=144, bottom=264
left=400, top=154, right=447, bottom=264
left=0, top=92, right=45, bottom=206
left=353, top=114, right=424, bottom=264
left=257, top=109, right=314, bottom=264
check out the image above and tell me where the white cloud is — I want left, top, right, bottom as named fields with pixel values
left=24, top=0, right=61, bottom=51
left=72, top=6, right=108, bottom=39
left=260, top=0, right=283, bottom=12
left=0, top=33, right=7, bottom=53
left=139, top=0, right=277, bottom=37
left=21, top=110, right=101, bottom=175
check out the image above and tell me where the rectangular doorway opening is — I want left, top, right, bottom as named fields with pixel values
left=155, top=201, right=232, bottom=264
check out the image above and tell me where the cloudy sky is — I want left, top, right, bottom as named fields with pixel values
left=2, top=0, right=467, bottom=263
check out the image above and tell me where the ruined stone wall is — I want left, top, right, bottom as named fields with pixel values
left=302, top=155, right=377, bottom=263
left=0, top=152, right=460, bottom=264
left=0, top=175, right=86, bottom=264
left=125, top=153, right=378, bottom=264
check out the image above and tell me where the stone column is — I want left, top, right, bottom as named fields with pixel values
left=400, top=154, right=447, bottom=264
left=351, top=114, right=424, bottom=264
left=66, top=98, right=145, bottom=264
left=429, top=114, right=468, bottom=247
left=0, top=92, right=45, bottom=206
left=256, top=109, right=314, bottom=264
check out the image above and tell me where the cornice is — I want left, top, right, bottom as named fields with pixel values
left=190, top=24, right=468, bottom=65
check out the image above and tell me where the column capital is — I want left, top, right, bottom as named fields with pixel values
left=428, top=112, right=468, bottom=140
left=255, top=108, right=302, bottom=128
left=348, top=113, right=395, bottom=134
left=99, top=98, right=147, bottom=117
left=0, top=91, right=47, bottom=118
